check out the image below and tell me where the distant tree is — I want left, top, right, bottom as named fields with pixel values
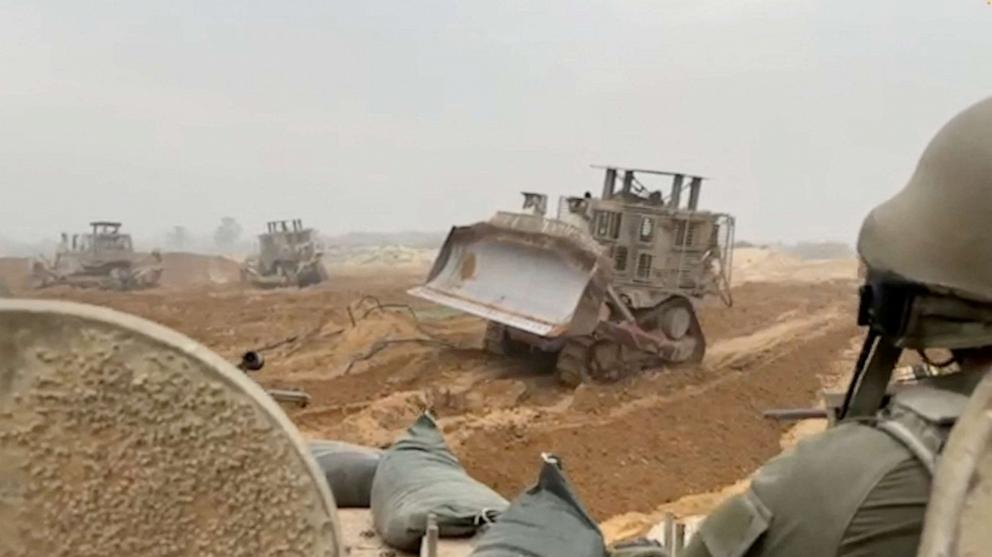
left=214, top=217, right=243, bottom=250
left=167, top=226, right=189, bottom=250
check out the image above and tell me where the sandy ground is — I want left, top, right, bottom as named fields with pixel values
left=0, top=247, right=864, bottom=539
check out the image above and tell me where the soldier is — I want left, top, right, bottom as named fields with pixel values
left=683, top=95, right=992, bottom=557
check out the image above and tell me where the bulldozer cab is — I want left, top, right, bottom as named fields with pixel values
left=563, top=167, right=735, bottom=308
left=62, top=222, right=133, bottom=255
left=257, top=219, right=320, bottom=272
left=86, top=221, right=133, bottom=253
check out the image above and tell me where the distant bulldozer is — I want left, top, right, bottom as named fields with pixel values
left=410, top=166, right=735, bottom=385
left=241, top=219, right=328, bottom=288
left=32, top=221, right=163, bottom=291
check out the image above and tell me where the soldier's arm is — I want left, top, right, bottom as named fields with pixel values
left=680, top=423, right=929, bottom=557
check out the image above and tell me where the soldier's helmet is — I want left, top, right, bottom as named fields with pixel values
left=857, top=96, right=992, bottom=350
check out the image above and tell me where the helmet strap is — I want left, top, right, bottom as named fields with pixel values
left=840, top=331, right=903, bottom=419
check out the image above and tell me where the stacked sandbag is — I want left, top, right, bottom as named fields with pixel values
left=308, top=440, right=383, bottom=508
left=471, top=454, right=608, bottom=557
left=371, top=413, right=509, bottom=552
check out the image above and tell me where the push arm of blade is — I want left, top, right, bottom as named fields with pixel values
left=606, top=285, right=638, bottom=324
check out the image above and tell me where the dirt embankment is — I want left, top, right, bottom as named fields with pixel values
left=158, top=252, right=242, bottom=289
left=0, top=252, right=243, bottom=292
left=0, top=257, right=31, bottom=291
left=732, top=247, right=857, bottom=284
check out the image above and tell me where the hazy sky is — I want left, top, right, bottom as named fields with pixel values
left=1, top=1, right=990, bottom=246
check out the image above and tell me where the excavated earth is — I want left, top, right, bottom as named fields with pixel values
left=0, top=249, right=862, bottom=527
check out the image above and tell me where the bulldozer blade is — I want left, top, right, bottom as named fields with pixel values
left=409, top=213, right=612, bottom=338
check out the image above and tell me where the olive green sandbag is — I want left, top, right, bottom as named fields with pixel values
left=471, top=455, right=608, bottom=557
left=308, top=440, right=382, bottom=508
left=371, top=413, right=508, bottom=552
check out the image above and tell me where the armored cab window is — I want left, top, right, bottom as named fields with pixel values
left=614, top=246, right=629, bottom=271
left=675, top=220, right=697, bottom=247
left=639, top=217, right=655, bottom=243
left=636, top=253, right=653, bottom=279
left=594, top=210, right=623, bottom=240
left=608, top=213, right=622, bottom=239
left=596, top=212, right=609, bottom=237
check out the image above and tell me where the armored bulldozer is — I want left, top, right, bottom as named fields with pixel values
left=31, top=221, right=163, bottom=291
left=410, top=166, right=735, bottom=385
left=241, top=219, right=328, bottom=288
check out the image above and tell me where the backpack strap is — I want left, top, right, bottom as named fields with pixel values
left=875, top=385, right=969, bottom=475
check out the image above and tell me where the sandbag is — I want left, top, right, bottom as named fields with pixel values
left=471, top=454, right=608, bottom=557
left=371, top=413, right=508, bottom=552
left=308, top=440, right=383, bottom=508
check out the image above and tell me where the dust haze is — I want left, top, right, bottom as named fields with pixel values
left=4, top=3, right=991, bottom=551
left=1, top=1, right=990, bottom=252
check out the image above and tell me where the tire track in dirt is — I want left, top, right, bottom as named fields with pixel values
left=422, top=305, right=845, bottom=449
left=453, top=292, right=860, bottom=520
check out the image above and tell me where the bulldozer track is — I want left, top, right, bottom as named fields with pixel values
left=550, top=297, right=708, bottom=387
left=555, top=336, right=595, bottom=387
left=635, top=296, right=706, bottom=365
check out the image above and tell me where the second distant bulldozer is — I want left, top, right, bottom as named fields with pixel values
left=31, top=221, right=163, bottom=291
left=410, top=166, right=735, bottom=385
left=240, top=219, right=328, bottom=288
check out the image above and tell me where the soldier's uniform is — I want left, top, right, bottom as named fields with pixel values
left=683, top=95, right=992, bottom=557
left=686, top=374, right=976, bottom=557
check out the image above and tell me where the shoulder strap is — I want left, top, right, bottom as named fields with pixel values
left=875, top=385, right=970, bottom=475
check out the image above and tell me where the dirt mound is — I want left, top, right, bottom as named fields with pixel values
left=160, top=252, right=242, bottom=288
left=323, top=245, right=436, bottom=275
left=0, top=253, right=243, bottom=293
left=781, top=241, right=854, bottom=260
left=733, top=247, right=856, bottom=284
left=0, top=257, right=31, bottom=290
